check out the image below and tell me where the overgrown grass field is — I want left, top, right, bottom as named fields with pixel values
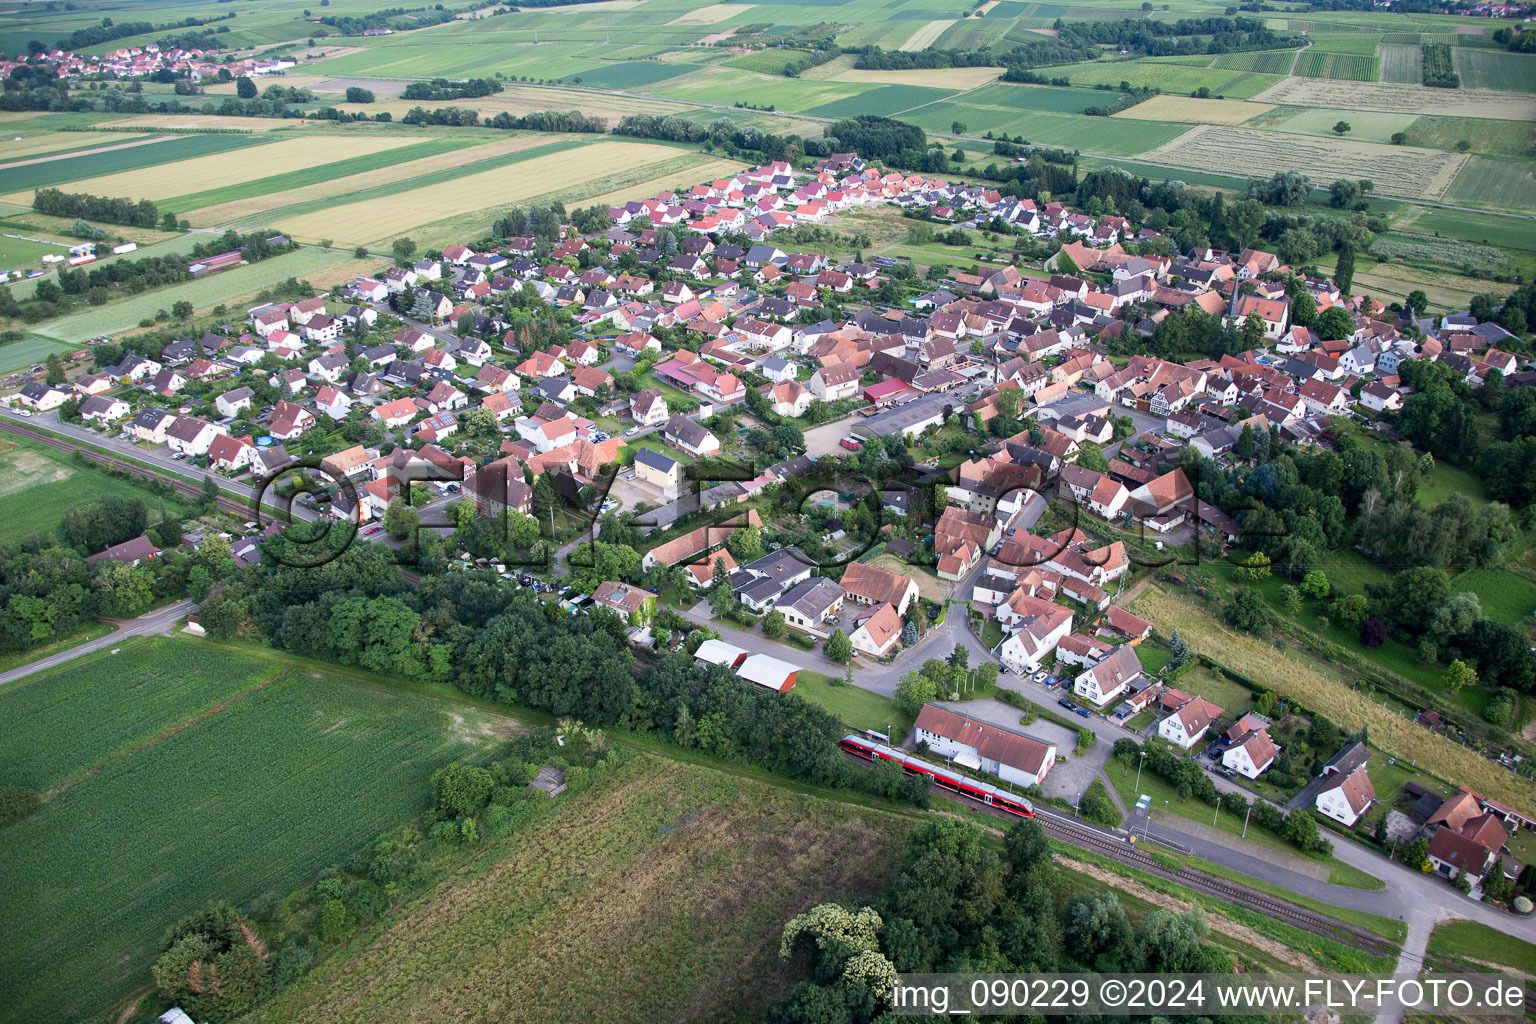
left=240, top=754, right=909, bottom=1024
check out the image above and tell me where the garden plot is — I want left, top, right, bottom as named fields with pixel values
left=1253, top=77, right=1536, bottom=120
left=1139, top=124, right=1468, bottom=200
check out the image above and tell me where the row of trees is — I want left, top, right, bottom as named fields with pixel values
left=33, top=187, right=158, bottom=228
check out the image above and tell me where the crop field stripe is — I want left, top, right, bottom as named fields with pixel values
left=157, top=137, right=480, bottom=217
left=1453, top=47, right=1536, bottom=93
left=1252, top=77, right=1536, bottom=120
left=0, top=132, right=272, bottom=194
left=225, top=137, right=591, bottom=233
left=0, top=638, right=516, bottom=1023
left=2, top=134, right=428, bottom=207
left=0, top=132, right=161, bottom=165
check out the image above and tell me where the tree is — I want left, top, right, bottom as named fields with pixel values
left=1300, top=570, right=1330, bottom=599
left=824, top=628, right=853, bottom=664
left=171, top=299, right=193, bottom=319
left=236, top=75, right=257, bottom=99
left=1317, top=304, right=1355, bottom=341
left=1333, top=120, right=1351, bottom=135
left=1333, top=244, right=1355, bottom=296
left=432, top=762, right=494, bottom=817
left=384, top=497, right=418, bottom=540
left=762, top=609, right=786, bottom=638
left=345, top=86, right=375, bottom=103
left=391, top=236, right=418, bottom=261
left=894, top=668, right=939, bottom=718
left=1401, top=836, right=1431, bottom=871
left=1167, top=628, right=1191, bottom=667
left=44, top=353, right=65, bottom=385
left=1279, top=584, right=1301, bottom=616
left=951, top=120, right=967, bottom=134
left=152, top=902, right=272, bottom=1021
left=1445, top=658, right=1476, bottom=694
left=1225, top=588, right=1269, bottom=632
left=900, top=620, right=918, bottom=646
left=708, top=556, right=734, bottom=616
left=1359, top=617, right=1388, bottom=648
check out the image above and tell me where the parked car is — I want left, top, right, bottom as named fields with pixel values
left=1058, top=698, right=1075, bottom=710
left=1031, top=671, right=1047, bottom=683
left=1074, top=706, right=1093, bottom=719
left=625, top=426, right=639, bottom=437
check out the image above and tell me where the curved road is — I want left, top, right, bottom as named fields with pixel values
left=0, top=599, right=193, bottom=688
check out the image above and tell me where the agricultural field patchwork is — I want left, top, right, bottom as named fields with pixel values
left=1253, top=77, right=1536, bottom=119
left=0, top=131, right=273, bottom=195
left=267, top=139, right=704, bottom=246
left=1293, top=49, right=1379, bottom=82
left=1053, top=59, right=1283, bottom=99
left=1139, top=124, right=1468, bottom=200
left=1442, top=155, right=1536, bottom=211
left=0, top=134, right=424, bottom=208
left=0, top=638, right=521, bottom=1024
left=0, top=130, right=160, bottom=164
left=240, top=754, right=907, bottom=1024
left=1378, top=43, right=1424, bottom=85
left=1400, top=114, right=1535, bottom=157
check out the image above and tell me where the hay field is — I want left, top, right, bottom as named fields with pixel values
left=1253, top=77, right=1536, bottom=119
left=901, top=19, right=956, bottom=50
left=270, top=140, right=699, bottom=245
left=832, top=66, right=1003, bottom=89
left=667, top=2, right=744, bottom=23
left=577, top=156, right=746, bottom=209
left=183, top=134, right=551, bottom=225
left=111, top=113, right=296, bottom=131
left=1134, top=587, right=1536, bottom=812
left=1, top=134, right=420, bottom=206
left=240, top=755, right=906, bottom=1024
left=1140, top=124, right=1468, bottom=200
left=1116, top=94, right=1270, bottom=124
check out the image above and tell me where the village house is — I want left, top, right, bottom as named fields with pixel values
left=914, top=704, right=1057, bottom=788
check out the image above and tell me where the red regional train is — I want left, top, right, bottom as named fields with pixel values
left=838, top=733, right=1035, bottom=818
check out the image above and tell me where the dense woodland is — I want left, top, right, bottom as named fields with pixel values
left=770, top=817, right=1237, bottom=1023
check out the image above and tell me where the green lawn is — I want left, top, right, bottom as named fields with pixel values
left=1427, top=920, right=1536, bottom=973
left=0, top=437, right=194, bottom=545
left=1449, top=568, right=1536, bottom=629
left=0, top=637, right=516, bottom=1024
left=1328, top=859, right=1386, bottom=890
left=794, top=670, right=913, bottom=738
left=0, top=233, right=65, bottom=273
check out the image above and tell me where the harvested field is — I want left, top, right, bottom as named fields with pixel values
left=1139, top=124, right=1468, bottom=200
left=574, top=156, right=746, bottom=210
left=1115, top=95, right=1270, bottom=125
left=270, top=140, right=700, bottom=245
left=901, top=19, right=956, bottom=51
left=240, top=755, right=907, bottom=1024
left=1252, top=77, right=1536, bottom=120
left=668, top=2, right=745, bottom=23
left=111, top=113, right=295, bottom=131
left=1133, top=587, right=1536, bottom=812
left=184, top=134, right=557, bottom=225
left=1, top=134, right=419, bottom=206
left=0, top=130, right=159, bottom=163
left=832, top=66, right=1003, bottom=89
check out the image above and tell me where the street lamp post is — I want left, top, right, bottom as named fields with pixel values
left=1213, top=794, right=1222, bottom=826
left=1242, top=802, right=1252, bottom=838
left=1135, top=750, right=1146, bottom=792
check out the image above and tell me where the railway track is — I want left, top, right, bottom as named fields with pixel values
left=842, top=751, right=1398, bottom=958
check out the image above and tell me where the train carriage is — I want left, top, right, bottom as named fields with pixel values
left=839, top=734, right=1034, bottom=818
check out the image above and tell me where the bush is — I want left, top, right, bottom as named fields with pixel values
left=0, top=785, right=42, bottom=826
left=1515, top=896, right=1533, bottom=915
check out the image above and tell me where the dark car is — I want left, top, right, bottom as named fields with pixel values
left=1074, top=706, right=1093, bottom=719
left=1058, top=698, right=1075, bottom=710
